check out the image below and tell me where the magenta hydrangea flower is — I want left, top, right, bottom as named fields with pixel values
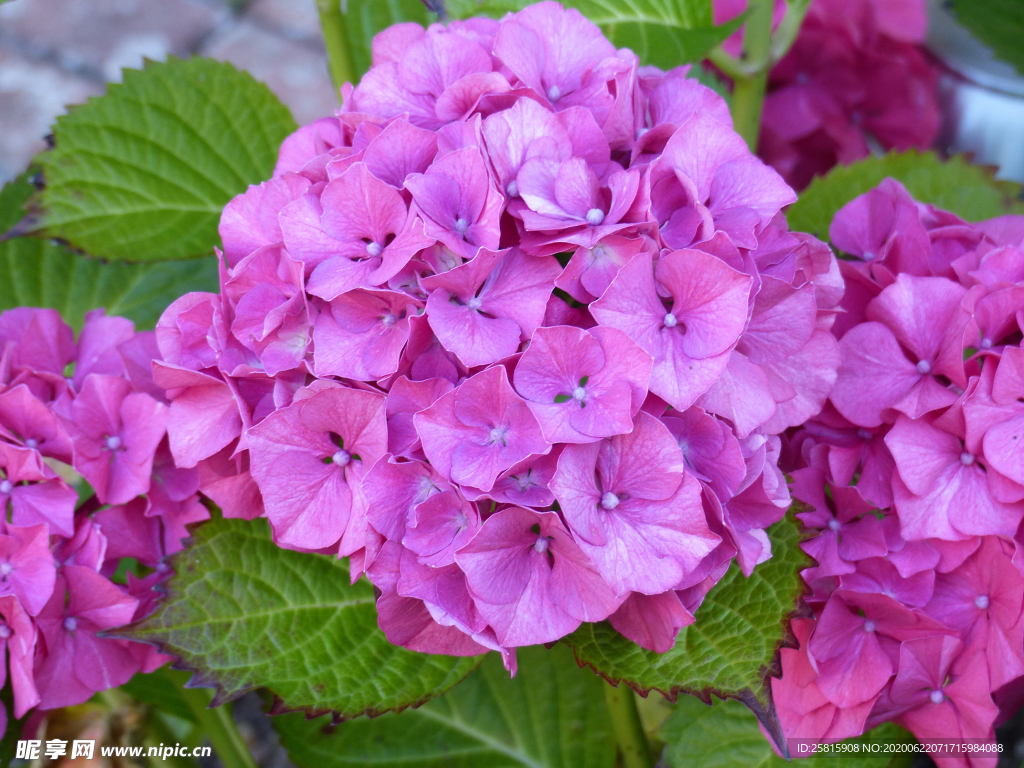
left=0, top=306, right=186, bottom=723
left=157, top=2, right=843, bottom=662
left=776, top=180, right=1024, bottom=762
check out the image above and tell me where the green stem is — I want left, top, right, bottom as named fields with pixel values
left=604, top=682, right=654, bottom=768
left=316, top=0, right=358, bottom=98
left=178, top=687, right=258, bottom=768
left=729, top=0, right=774, bottom=151
left=769, top=0, right=813, bottom=65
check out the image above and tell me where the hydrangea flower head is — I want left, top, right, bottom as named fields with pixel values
left=159, top=2, right=841, bottom=661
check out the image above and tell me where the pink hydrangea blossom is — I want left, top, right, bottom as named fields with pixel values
left=158, top=2, right=841, bottom=663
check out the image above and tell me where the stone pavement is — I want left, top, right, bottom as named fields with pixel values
left=0, top=0, right=339, bottom=182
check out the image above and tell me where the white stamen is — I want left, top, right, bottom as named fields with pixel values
left=515, top=473, right=533, bottom=492
left=975, top=595, right=990, bottom=610
left=585, top=208, right=605, bottom=226
left=454, top=217, right=470, bottom=235
left=600, top=492, right=619, bottom=510
left=828, top=519, right=842, bottom=532
left=960, top=452, right=975, bottom=466
left=857, top=429, right=873, bottom=440
left=467, top=297, right=482, bottom=310
left=930, top=689, right=944, bottom=705
left=533, top=536, right=550, bottom=553
left=332, top=450, right=351, bottom=467
left=506, top=180, right=519, bottom=198
left=572, top=387, right=586, bottom=401
left=24, top=438, right=38, bottom=449
left=0, top=626, right=9, bottom=639
left=0, top=480, right=11, bottom=495
left=0, top=563, right=11, bottom=576
left=547, top=85, right=561, bottom=102
left=980, top=338, right=993, bottom=349
left=64, top=617, right=78, bottom=632
left=489, top=426, right=509, bottom=445
left=663, top=313, right=678, bottom=328
left=916, top=360, right=932, bottom=375
left=863, top=620, right=876, bottom=633
left=105, top=435, right=122, bottom=450
left=366, top=241, right=382, bottom=257
left=381, top=312, right=397, bottom=328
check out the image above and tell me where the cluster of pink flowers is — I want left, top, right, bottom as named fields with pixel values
left=156, top=1, right=842, bottom=669
left=715, top=0, right=941, bottom=190
left=0, top=307, right=201, bottom=732
left=776, top=180, right=1024, bottom=764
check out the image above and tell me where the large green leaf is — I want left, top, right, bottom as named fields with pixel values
left=273, top=643, right=617, bottom=768
left=787, top=151, right=1024, bottom=241
left=122, top=516, right=480, bottom=717
left=659, top=696, right=915, bottom=767
left=950, top=0, right=1024, bottom=76
left=563, top=513, right=807, bottom=750
left=345, top=0, right=436, bottom=77
left=444, top=0, right=742, bottom=68
left=0, top=175, right=217, bottom=331
left=31, top=56, right=296, bottom=262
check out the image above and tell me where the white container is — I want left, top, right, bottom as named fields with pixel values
left=927, top=0, right=1024, bottom=183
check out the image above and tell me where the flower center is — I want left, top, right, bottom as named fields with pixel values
left=930, top=689, right=944, bottom=705
left=585, top=208, right=605, bottom=226
left=0, top=480, right=11, bottom=495
left=0, top=563, right=11, bottom=576
left=980, top=338, right=993, bottom=349
left=454, top=217, right=470, bottom=235
left=863, top=620, right=876, bottom=633
left=506, top=180, right=519, bottom=198
left=547, top=85, right=561, bottom=102
left=514, top=472, right=534, bottom=492
left=24, top=438, right=38, bottom=449
left=857, top=429, right=873, bottom=440
left=663, top=313, right=678, bottom=328
left=533, top=536, right=550, bottom=553
left=960, top=452, right=975, bottom=466
left=916, top=360, right=932, bottom=375
left=365, top=241, right=382, bottom=257
left=0, top=625, right=9, bottom=639
left=828, top=519, right=841, bottom=532
left=105, top=435, right=122, bottom=450
left=572, top=386, right=586, bottom=401
left=467, top=297, right=482, bottom=311
left=381, top=312, right=397, bottom=328
left=600, top=492, right=619, bottom=510
left=64, top=617, right=78, bottom=632
left=975, top=594, right=990, bottom=610
left=677, top=439, right=689, bottom=454
left=863, top=251, right=875, bottom=261
left=332, top=450, right=351, bottom=467
left=454, top=510, right=468, bottom=529
left=489, top=425, right=510, bottom=445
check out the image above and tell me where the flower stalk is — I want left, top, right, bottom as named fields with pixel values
left=604, top=682, right=653, bottom=768
left=178, top=686, right=258, bottom=768
left=316, top=0, right=358, bottom=98
left=728, top=0, right=774, bottom=151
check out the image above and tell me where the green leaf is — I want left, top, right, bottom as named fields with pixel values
left=563, top=513, right=807, bottom=750
left=0, top=176, right=217, bottom=331
left=345, top=0, right=435, bottom=77
left=122, top=516, right=480, bottom=717
left=32, top=56, right=297, bottom=262
left=273, top=643, right=617, bottom=768
left=659, top=696, right=915, bottom=767
left=787, top=151, right=1024, bottom=241
left=444, top=0, right=742, bottom=67
left=950, top=0, right=1024, bottom=76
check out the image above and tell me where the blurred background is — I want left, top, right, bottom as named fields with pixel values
left=0, top=0, right=339, bottom=183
